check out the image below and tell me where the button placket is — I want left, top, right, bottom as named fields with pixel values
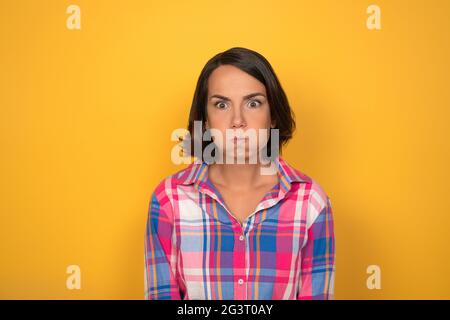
left=233, top=222, right=247, bottom=299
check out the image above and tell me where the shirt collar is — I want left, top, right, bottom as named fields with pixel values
left=175, top=155, right=311, bottom=190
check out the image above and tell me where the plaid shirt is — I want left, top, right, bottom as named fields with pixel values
left=144, top=155, right=335, bottom=300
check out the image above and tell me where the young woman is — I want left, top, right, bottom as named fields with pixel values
left=144, top=47, right=335, bottom=300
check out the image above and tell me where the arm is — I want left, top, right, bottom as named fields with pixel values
left=144, top=188, right=182, bottom=300
left=298, top=197, right=336, bottom=299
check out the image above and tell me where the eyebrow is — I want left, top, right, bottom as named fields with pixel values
left=209, top=92, right=266, bottom=101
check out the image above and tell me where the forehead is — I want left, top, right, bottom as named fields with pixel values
left=207, top=65, right=266, bottom=96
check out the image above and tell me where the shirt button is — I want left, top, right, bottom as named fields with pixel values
left=238, top=279, right=244, bottom=285
left=239, top=235, right=244, bottom=241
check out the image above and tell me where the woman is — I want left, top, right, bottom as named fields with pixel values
left=144, top=47, right=335, bottom=300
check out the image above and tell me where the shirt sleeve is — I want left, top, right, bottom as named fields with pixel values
left=144, top=188, right=183, bottom=300
left=297, top=197, right=336, bottom=299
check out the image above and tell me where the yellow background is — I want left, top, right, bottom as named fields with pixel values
left=1, top=0, right=449, bottom=299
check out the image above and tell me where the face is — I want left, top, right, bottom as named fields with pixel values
left=205, top=65, right=275, bottom=163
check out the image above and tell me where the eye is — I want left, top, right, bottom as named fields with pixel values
left=247, top=99, right=262, bottom=108
left=214, top=101, right=228, bottom=109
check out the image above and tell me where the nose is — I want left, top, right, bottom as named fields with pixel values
left=231, top=107, right=246, bottom=129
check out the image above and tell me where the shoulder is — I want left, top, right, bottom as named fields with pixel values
left=288, top=165, right=332, bottom=228
left=150, top=162, right=200, bottom=203
left=306, top=175, right=331, bottom=215
left=147, top=164, right=196, bottom=222
left=279, top=156, right=331, bottom=210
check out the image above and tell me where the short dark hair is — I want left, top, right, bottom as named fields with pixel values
left=183, top=47, right=296, bottom=159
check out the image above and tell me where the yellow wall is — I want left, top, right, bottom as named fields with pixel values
left=1, top=0, right=449, bottom=299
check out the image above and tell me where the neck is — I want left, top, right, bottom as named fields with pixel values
left=208, top=159, right=278, bottom=191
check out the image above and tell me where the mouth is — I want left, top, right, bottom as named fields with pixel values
left=231, top=136, right=248, bottom=143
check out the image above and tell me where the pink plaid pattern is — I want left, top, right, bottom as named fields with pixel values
left=144, top=155, right=335, bottom=300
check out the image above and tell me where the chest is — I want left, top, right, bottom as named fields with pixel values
left=175, top=193, right=306, bottom=300
left=215, top=186, right=271, bottom=223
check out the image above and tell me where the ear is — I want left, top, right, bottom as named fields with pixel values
left=270, top=120, right=276, bottom=128
left=204, top=120, right=209, bottom=129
